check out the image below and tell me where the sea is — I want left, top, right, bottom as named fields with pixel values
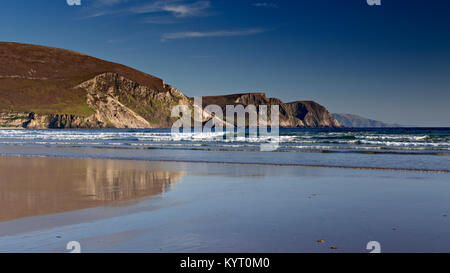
left=0, top=128, right=449, bottom=172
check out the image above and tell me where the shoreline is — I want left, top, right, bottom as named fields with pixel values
left=1, top=154, right=449, bottom=173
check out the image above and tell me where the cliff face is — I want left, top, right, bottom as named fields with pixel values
left=201, top=93, right=342, bottom=128
left=77, top=72, right=190, bottom=128
left=285, top=101, right=341, bottom=127
left=0, top=42, right=340, bottom=129
left=0, top=73, right=190, bottom=129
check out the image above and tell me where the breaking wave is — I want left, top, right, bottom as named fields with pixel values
left=0, top=128, right=449, bottom=155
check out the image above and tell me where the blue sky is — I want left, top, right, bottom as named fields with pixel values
left=1, top=0, right=449, bottom=126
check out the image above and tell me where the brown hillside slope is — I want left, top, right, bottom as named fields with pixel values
left=0, top=42, right=190, bottom=128
left=0, top=42, right=164, bottom=115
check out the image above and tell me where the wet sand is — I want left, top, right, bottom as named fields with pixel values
left=0, top=156, right=449, bottom=252
left=0, top=156, right=186, bottom=222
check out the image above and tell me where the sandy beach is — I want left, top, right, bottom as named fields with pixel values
left=0, top=155, right=449, bottom=253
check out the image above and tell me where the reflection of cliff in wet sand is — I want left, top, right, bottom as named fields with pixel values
left=0, top=156, right=185, bottom=222
left=83, top=159, right=184, bottom=201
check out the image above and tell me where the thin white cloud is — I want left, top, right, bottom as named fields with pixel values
left=130, top=0, right=211, bottom=17
left=143, top=15, right=178, bottom=24
left=82, top=11, right=108, bottom=18
left=161, top=28, right=267, bottom=41
left=79, top=0, right=130, bottom=19
left=252, top=2, right=278, bottom=8
left=84, top=0, right=212, bottom=20
left=95, top=0, right=129, bottom=6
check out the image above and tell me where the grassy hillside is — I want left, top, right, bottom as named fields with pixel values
left=0, top=42, right=165, bottom=117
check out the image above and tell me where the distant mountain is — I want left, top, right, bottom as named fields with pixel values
left=333, top=113, right=403, bottom=128
left=0, top=42, right=341, bottom=129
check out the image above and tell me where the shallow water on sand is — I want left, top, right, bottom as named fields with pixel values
left=0, top=156, right=186, bottom=222
left=0, top=156, right=449, bottom=253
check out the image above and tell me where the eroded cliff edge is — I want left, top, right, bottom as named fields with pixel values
left=1, top=73, right=190, bottom=129
left=201, top=93, right=341, bottom=128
